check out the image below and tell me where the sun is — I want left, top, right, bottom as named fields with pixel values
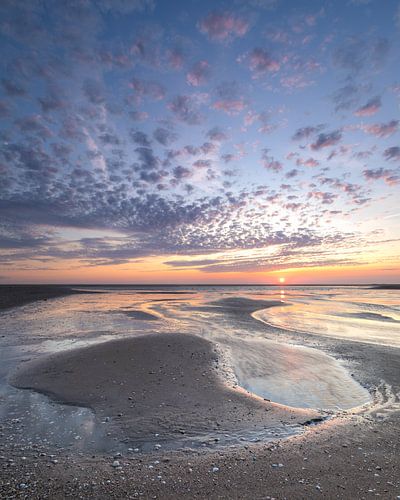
left=279, top=277, right=285, bottom=284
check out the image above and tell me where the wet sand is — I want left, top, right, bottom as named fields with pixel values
left=2, top=333, right=400, bottom=499
left=124, top=310, right=159, bottom=320
left=10, top=333, right=317, bottom=449
left=0, top=285, right=90, bottom=311
left=1, top=290, right=399, bottom=498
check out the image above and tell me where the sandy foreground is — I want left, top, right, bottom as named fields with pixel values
left=10, top=333, right=318, bottom=448
left=1, top=292, right=399, bottom=499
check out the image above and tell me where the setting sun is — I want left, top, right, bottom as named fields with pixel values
left=279, top=277, right=286, bottom=283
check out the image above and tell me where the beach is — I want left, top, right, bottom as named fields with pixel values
left=0, top=285, right=93, bottom=311
left=0, top=285, right=399, bottom=498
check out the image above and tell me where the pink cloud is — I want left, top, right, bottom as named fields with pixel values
left=310, top=130, right=342, bottom=150
left=363, top=168, right=400, bottom=186
left=296, top=157, right=319, bottom=167
left=261, top=149, right=283, bottom=172
left=246, top=48, right=280, bottom=76
left=128, top=77, right=165, bottom=102
left=186, top=60, right=210, bottom=87
left=266, top=30, right=290, bottom=44
left=213, top=99, right=246, bottom=115
left=244, top=110, right=258, bottom=126
left=198, top=11, right=249, bottom=42
left=362, top=120, right=398, bottom=138
left=354, top=96, right=381, bottom=116
left=168, top=95, right=203, bottom=124
left=308, top=191, right=337, bottom=204
left=167, top=49, right=184, bottom=69
left=383, top=146, right=400, bottom=161
left=280, top=74, right=313, bottom=89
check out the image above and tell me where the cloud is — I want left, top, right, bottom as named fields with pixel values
left=153, top=127, right=178, bottom=146
left=167, top=48, right=185, bottom=69
left=383, top=146, right=400, bottom=161
left=15, top=115, right=52, bottom=139
left=243, top=48, right=280, bottom=76
left=134, top=146, right=159, bottom=171
left=172, top=165, right=192, bottom=182
left=128, top=77, right=166, bottom=102
left=82, top=79, right=105, bottom=105
left=280, top=74, right=313, bottom=90
left=292, top=124, right=324, bottom=141
left=200, top=142, right=217, bottom=154
left=168, top=95, right=203, bottom=125
left=0, top=220, right=53, bottom=249
left=310, top=130, right=342, bottom=150
left=308, top=190, right=338, bottom=204
left=164, top=258, right=220, bottom=267
left=59, top=114, right=85, bottom=141
left=38, top=92, right=65, bottom=113
left=95, top=0, right=155, bottom=14
left=331, top=83, right=360, bottom=112
left=129, top=110, right=148, bottom=121
left=130, top=130, right=151, bottom=146
left=261, top=149, right=283, bottom=171
left=98, top=131, right=120, bottom=146
left=296, top=157, right=319, bottom=168
left=213, top=100, right=246, bottom=115
left=198, top=11, right=249, bottom=42
left=207, top=127, right=228, bottom=142
left=1, top=142, right=53, bottom=173
left=192, top=159, right=211, bottom=169
left=333, top=36, right=390, bottom=74
left=354, top=96, right=381, bottom=116
left=285, top=169, right=298, bottom=178
left=317, top=177, right=370, bottom=205
left=362, top=120, right=398, bottom=138
left=1, top=78, right=26, bottom=96
left=212, top=81, right=246, bottom=115
left=363, top=168, right=400, bottom=186
left=195, top=256, right=361, bottom=274
left=186, top=60, right=210, bottom=87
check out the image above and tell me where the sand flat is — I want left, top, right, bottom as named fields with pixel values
left=2, top=287, right=400, bottom=498
left=0, top=285, right=90, bottom=311
left=10, top=332, right=318, bottom=448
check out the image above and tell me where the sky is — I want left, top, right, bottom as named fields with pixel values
left=0, top=0, right=399, bottom=284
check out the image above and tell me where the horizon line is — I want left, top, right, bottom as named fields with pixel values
left=0, top=283, right=399, bottom=287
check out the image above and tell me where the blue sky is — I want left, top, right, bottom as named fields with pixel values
left=0, top=0, right=399, bottom=283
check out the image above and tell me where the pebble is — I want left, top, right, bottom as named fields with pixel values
left=112, top=461, right=120, bottom=468
left=212, top=467, right=219, bottom=473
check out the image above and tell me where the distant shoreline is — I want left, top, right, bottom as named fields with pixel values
left=0, top=285, right=95, bottom=311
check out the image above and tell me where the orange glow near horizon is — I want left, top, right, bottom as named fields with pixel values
left=1, top=254, right=399, bottom=284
